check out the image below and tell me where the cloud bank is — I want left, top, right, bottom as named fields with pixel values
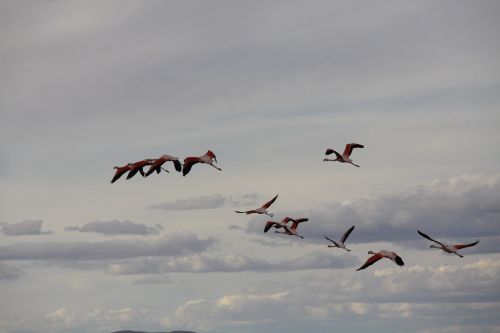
left=108, top=251, right=358, bottom=275
left=0, top=232, right=214, bottom=261
left=246, top=174, right=500, bottom=251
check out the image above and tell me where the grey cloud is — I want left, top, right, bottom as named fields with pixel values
left=64, top=220, right=163, bottom=235
left=2, top=220, right=53, bottom=236
left=109, top=251, right=358, bottom=275
left=0, top=232, right=215, bottom=261
left=151, top=193, right=258, bottom=210
left=246, top=174, right=500, bottom=249
left=151, top=194, right=226, bottom=210
left=0, top=262, right=24, bottom=280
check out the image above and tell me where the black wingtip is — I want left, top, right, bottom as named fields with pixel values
left=395, top=256, right=404, bottom=266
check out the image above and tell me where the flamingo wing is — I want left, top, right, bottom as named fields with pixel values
left=323, top=235, right=339, bottom=247
left=343, top=143, right=364, bottom=157
left=264, top=221, right=279, bottom=233
left=182, top=157, right=200, bottom=176
left=111, top=168, right=128, bottom=183
left=145, top=160, right=162, bottom=176
left=417, top=230, right=446, bottom=248
left=392, top=254, right=405, bottom=266
left=172, top=159, right=183, bottom=172
left=126, top=167, right=141, bottom=179
left=356, top=253, right=384, bottom=271
left=341, top=225, right=355, bottom=243
left=454, top=240, right=479, bottom=249
left=325, top=148, right=342, bottom=159
left=262, top=194, right=278, bottom=209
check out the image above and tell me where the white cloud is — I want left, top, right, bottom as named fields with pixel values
left=159, top=258, right=500, bottom=332
left=163, top=291, right=290, bottom=330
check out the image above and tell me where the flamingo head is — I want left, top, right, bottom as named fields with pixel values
left=206, top=150, right=217, bottom=163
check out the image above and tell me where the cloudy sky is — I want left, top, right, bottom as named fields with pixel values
left=1, top=1, right=499, bottom=332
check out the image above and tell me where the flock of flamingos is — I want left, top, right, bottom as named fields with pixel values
left=111, top=143, right=480, bottom=271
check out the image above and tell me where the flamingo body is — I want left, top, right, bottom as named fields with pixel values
left=417, top=230, right=479, bottom=258
left=324, top=225, right=355, bottom=251
left=111, top=163, right=134, bottom=183
left=145, top=154, right=182, bottom=176
left=357, top=250, right=404, bottom=271
left=235, top=194, right=278, bottom=217
left=182, top=150, right=221, bottom=176
left=275, top=217, right=308, bottom=238
left=126, top=159, right=155, bottom=179
left=324, top=143, right=364, bottom=167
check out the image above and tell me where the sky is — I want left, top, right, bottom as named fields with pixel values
left=1, top=1, right=500, bottom=332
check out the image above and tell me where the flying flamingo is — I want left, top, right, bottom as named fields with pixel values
left=263, top=216, right=305, bottom=233
left=417, top=230, right=479, bottom=258
left=182, top=150, right=221, bottom=176
left=126, top=159, right=155, bottom=179
left=323, top=143, right=364, bottom=167
left=235, top=194, right=278, bottom=217
left=110, top=163, right=134, bottom=183
left=324, top=225, right=355, bottom=251
left=275, top=218, right=308, bottom=239
left=357, top=250, right=404, bottom=271
left=145, top=155, right=182, bottom=176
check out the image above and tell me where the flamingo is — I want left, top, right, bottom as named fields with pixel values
left=235, top=194, right=278, bottom=217
left=263, top=216, right=305, bottom=233
left=145, top=154, right=182, bottom=176
left=110, top=163, right=134, bottom=183
left=323, top=143, right=364, bottom=167
left=417, top=230, right=479, bottom=258
left=182, top=150, right=221, bottom=176
left=357, top=250, right=404, bottom=271
left=275, top=218, right=308, bottom=238
left=126, top=159, right=155, bottom=179
left=324, top=225, right=355, bottom=251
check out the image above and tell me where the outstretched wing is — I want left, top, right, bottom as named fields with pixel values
left=261, top=194, right=278, bottom=209
left=323, top=235, right=339, bottom=247
left=234, top=210, right=248, bottom=214
left=454, top=240, right=479, bottom=249
left=182, top=157, right=200, bottom=176
left=325, top=148, right=342, bottom=159
left=264, top=221, right=279, bottom=233
left=341, top=225, right=355, bottom=243
left=343, top=143, right=364, bottom=157
left=111, top=168, right=128, bottom=183
left=417, top=230, right=446, bottom=247
left=356, top=253, right=383, bottom=271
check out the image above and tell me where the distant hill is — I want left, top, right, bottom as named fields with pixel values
left=111, top=331, right=196, bottom=333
